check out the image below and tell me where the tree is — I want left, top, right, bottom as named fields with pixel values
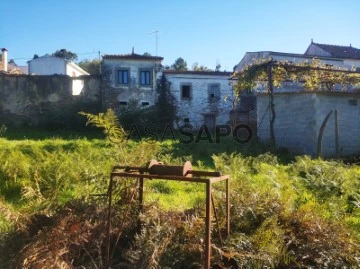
left=215, top=63, right=221, bottom=72
left=171, top=57, right=188, bottom=71
left=192, top=62, right=212, bottom=71
left=143, top=52, right=152, bottom=56
left=8, top=59, right=17, bottom=66
left=156, top=75, right=177, bottom=126
left=78, top=59, right=101, bottom=75
left=52, top=49, right=78, bottom=61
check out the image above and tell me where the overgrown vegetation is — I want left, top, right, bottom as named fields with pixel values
left=0, top=114, right=359, bottom=268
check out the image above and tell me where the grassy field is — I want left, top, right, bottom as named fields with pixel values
left=0, top=126, right=359, bottom=268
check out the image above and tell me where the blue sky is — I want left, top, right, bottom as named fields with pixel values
left=1, top=0, right=359, bottom=71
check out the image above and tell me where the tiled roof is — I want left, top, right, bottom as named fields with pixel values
left=310, top=42, right=360, bottom=59
left=164, top=70, right=232, bottom=76
left=0, top=62, right=27, bottom=74
left=103, top=53, right=163, bottom=61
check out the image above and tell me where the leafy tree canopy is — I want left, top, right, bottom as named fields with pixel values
left=171, top=57, right=188, bottom=71
left=215, top=63, right=221, bottom=72
left=78, top=59, right=101, bottom=75
left=52, top=49, right=78, bottom=61
left=143, top=52, right=152, bottom=56
left=8, top=59, right=16, bottom=66
left=192, top=62, right=212, bottom=71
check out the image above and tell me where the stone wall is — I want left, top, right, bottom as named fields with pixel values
left=0, top=74, right=102, bottom=128
left=257, top=92, right=360, bottom=157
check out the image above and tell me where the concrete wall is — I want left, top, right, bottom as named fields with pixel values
left=102, top=58, right=162, bottom=110
left=0, top=74, right=102, bottom=128
left=29, top=57, right=89, bottom=95
left=257, top=92, right=360, bottom=157
left=316, top=93, right=360, bottom=156
left=165, top=73, right=235, bottom=128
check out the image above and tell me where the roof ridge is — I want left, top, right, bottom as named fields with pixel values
left=313, top=42, right=359, bottom=49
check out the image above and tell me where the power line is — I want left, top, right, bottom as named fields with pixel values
left=77, top=51, right=99, bottom=55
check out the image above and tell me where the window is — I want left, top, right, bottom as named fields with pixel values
left=208, top=84, right=220, bottom=101
left=118, top=69, right=129, bottom=85
left=181, top=84, right=191, bottom=100
left=140, top=70, right=151, bottom=85
left=142, top=101, right=150, bottom=106
left=119, top=101, right=128, bottom=105
left=349, top=99, right=358, bottom=106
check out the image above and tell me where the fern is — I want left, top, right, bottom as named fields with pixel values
left=79, top=109, right=127, bottom=144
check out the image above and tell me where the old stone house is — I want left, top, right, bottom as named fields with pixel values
left=102, top=51, right=235, bottom=129
left=163, top=70, right=234, bottom=129
left=235, top=41, right=360, bottom=156
left=101, top=51, right=163, bottom=111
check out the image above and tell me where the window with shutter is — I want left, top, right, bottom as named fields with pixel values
left=208, top=84, right=220, bottom=101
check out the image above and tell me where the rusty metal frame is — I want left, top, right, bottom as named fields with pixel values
left=105, top=165, right=230, bottom=269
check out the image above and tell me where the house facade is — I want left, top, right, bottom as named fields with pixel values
left=101, top=52, right=163, bottom=111
left=236, top=41, right=360, bottom=74
left=163, top=70, right=234, bottom=128
left=28, top=56, right=90, bottom=95
left=101, top=51, right=236, bottom=129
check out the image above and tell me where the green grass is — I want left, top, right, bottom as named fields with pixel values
left=0, top=130, right=359, bottom=267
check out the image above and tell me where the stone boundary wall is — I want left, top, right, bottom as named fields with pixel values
left=0, top=74, right=102, bottom=128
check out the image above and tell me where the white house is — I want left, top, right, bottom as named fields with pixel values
left=28, top=56, right=90, bottom=95
left=236, top=41, right=360, bottom=73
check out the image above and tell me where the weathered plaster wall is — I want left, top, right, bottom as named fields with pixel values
left=257, top=92, right=360, bottom=156
left=165, top=73, right=235, bottom=129
left=28, top=56, right=66, bottom=75
left=0, top=74, right=102, bottom=127
left=102, top=59, right=162, bottom=111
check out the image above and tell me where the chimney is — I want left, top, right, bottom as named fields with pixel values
left=1, top=48, right=8, bottom=72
